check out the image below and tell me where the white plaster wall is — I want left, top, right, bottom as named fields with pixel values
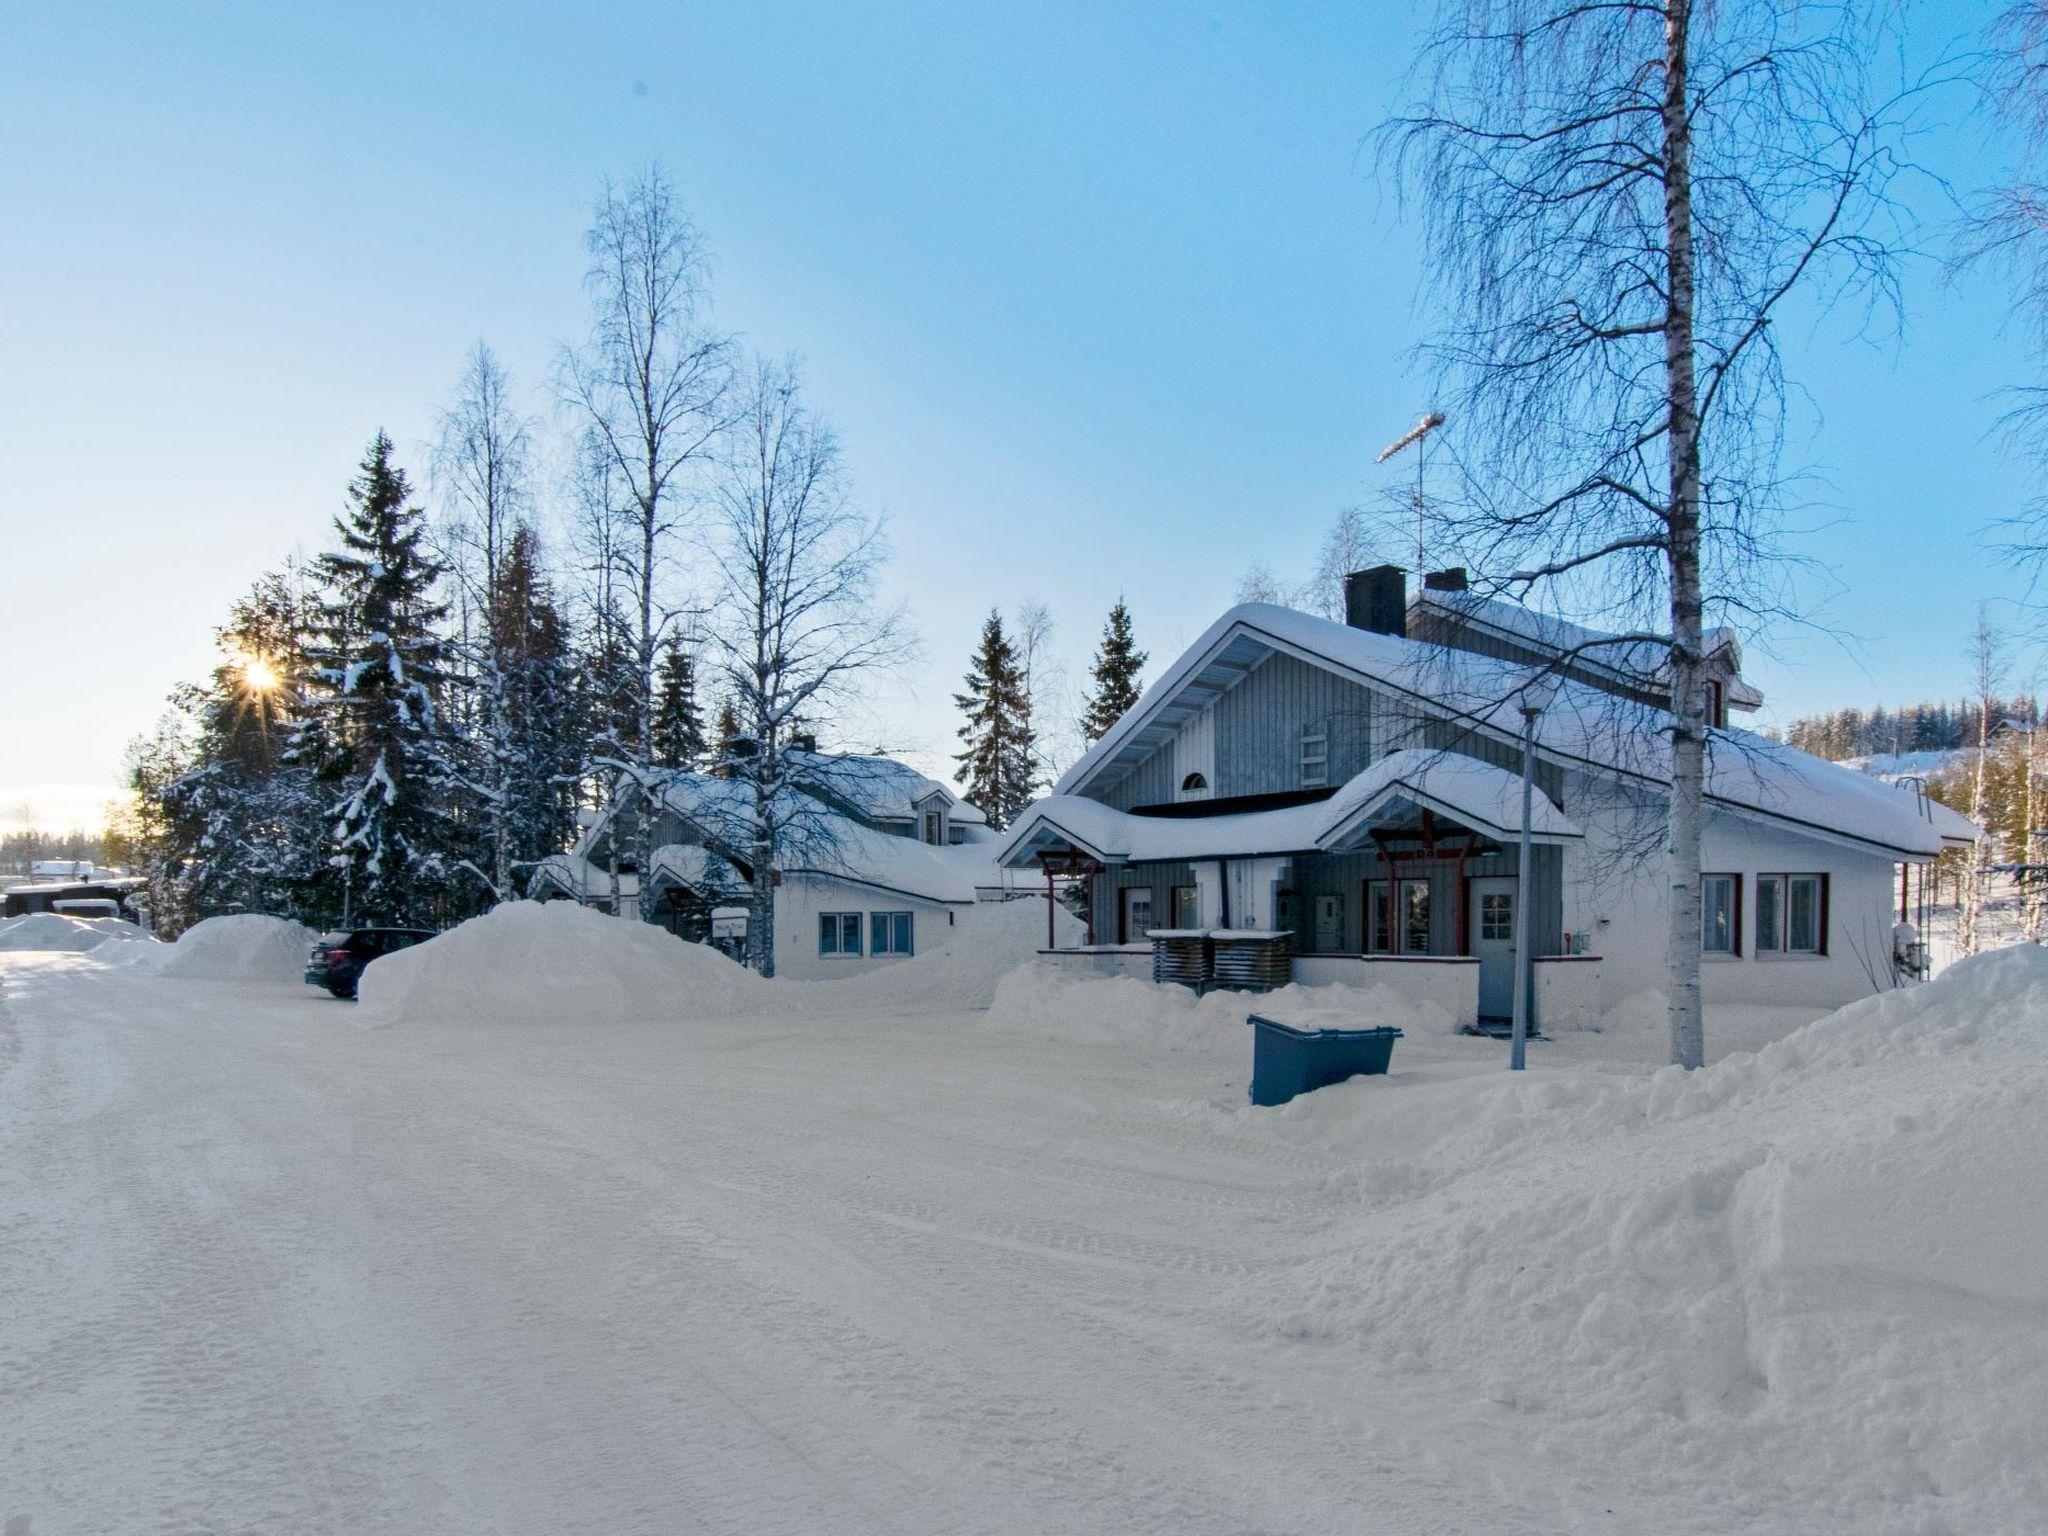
left=769, top=874, right=965, bottom=981
left=1562, top=769, right=1904, bottom=1013
left=1533, top=958, right=1602, bottom=1031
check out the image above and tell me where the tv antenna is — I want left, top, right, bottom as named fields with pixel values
left=1375, top=411, right=1446, bottom=572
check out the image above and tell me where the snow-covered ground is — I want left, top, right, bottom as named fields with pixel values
left=1, top=905, right=2042, bottom=1534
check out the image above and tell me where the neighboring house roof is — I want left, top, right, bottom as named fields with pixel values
left=1000, top=749, right=1581, bottom=867
left=785, top=751, right=989, bottom=826
left=1412, top=589, right=1764, bottom=710
left=1057, top=603, right=1973, bottom=861
left=533, top=753, right=1013, bottom=910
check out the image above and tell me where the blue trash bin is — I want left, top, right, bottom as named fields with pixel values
left=1247, top=1014, right=1403, bottom=1106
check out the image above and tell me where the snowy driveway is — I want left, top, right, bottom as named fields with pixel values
left=2, top=953, right=1575, bottom=1536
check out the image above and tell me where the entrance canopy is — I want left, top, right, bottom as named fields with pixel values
left=997, top=749, right=1580, bottom=869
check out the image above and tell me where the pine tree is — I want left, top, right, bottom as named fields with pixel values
left=954, top=610, right=1038, bottom=829
left=1079, top=599, right=1146, bottom=743
left=651, top=635, right=706, bottom=770
left=300, top=433, right=474, bottom=925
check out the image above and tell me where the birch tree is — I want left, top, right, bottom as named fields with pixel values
left=432, top=341, right=535, bottom=900
left=1386, top=0, right=1927, bottom=1067
left=559, top=166, right=733, bottom=917
left=705, top=356, right=910, bottom=976
left=1959, top=608, right=2006, bottom=956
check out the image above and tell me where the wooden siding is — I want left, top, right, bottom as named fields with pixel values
left=1283, top=845, right=1562, bottom=957
left=1088, top=645, right=1565, bottom=811
left=1089, top=862, right=1197, bottom=942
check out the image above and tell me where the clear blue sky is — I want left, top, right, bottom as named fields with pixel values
left=0, top=0, right=2031, bottom=832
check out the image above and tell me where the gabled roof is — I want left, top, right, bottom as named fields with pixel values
left=784, top=751, right=989, bottom=826
left=1412, top=589, right=1763, bottom=709
left=999, top=749, right=1579, bottom=868
left=1057, top=603, right=1971, bottom=861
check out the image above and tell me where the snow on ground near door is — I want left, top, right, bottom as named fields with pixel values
left=1, top=942, right=2042, bottom=1535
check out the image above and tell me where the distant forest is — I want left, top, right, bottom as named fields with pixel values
left=1775, top=697, right=2044, bottom=763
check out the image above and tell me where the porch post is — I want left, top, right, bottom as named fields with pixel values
left=1045, top=859, right=1056, bottom=950
left=1510, top=681, right=1553, bottom=1069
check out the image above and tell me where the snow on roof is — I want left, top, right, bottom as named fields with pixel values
left=1002, top=749, right=1578, bottom=868
left=648, top=844, right=744, bottom=896
left=1057, top=603, right=1969, bottom=861
left=785, top=751, right=989, bottom=826
left=1413, top=590, right=1763, bottom=709
left=636, top=767, right=1010, bottom=906
left=780, top=816, right=1003, bottom=905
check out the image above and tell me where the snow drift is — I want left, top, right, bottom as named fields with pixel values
left=0, top=912, right=152, bottom=953
left=1227, top=944, right=2048, bottom=1531
left=355, top=899, right=764, bottom=1025
left=154, top=914, right=316, bottom=982
left=986, top=963, right=1452, bottom=1052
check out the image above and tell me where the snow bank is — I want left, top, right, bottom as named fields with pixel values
left=1230, top=944, right=2048, bottom=1530
left=155, top=915, right=316, bottom=982
left=0, top=912, right=151, bottom=952
left=986, top=964, right=1450, bottom=1053
left=355, top=900, right=764, bottom=1025
left=794, top=899, right=1083, bottom=1013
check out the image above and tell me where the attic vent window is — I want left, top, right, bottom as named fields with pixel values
left=1180, top=772, right=1208, bottom=792
left=1300, top=728, right=1329, bottom=788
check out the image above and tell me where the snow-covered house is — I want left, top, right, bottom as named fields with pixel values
left=532, top=752, right=1018, bottom=978
left=997, top=567, right=1977, bottom=1028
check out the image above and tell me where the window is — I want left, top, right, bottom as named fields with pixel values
left=1365, top=878, right=1432, bottom=953
left=1702, top=873, right=1740, bottom=955
left=1756, top=874, right=1826, bottom=955
left=1401, top=879, right=1432, bottom=953
left=1171, top=884, right=1200, bottom=928
left=871, top=911, right=914, bottom=956
left=1300, top=727, right=1329, bottom=788
left=1480, top=891, right=1513, bottom=943
left=1704, top=679, right=1726, bottom=730
left=1120, top=886, right=1154, bottom=943
left=818, top=912, right=863, bottom=956
left=923, top=810, right=942, bottom=845
left=1180, top=772, right=1209, bottom=794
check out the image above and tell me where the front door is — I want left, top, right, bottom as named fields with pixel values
left=1470, top=877, right=1517, bottom=1021
left=1313, top=893, right=1343, bottom=953
left=1120, top=886, right=1155, bottom=944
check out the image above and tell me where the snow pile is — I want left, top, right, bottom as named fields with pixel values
left=155, top=915, right=317, bottom=982
left=986, top=963, right=1450, bottom=1052
left=1235, top=944, right=2048, bottom=1530
left=796, top=899, right=1083, bottom=1013
left=0, top=912, right=149, bottom=952
left=356, top=899, right=764, bottom=1025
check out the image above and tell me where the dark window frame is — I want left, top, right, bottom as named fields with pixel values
left=1701, top=871, right=1742, bottom=956
left=819, top=911, right=864, bottom=957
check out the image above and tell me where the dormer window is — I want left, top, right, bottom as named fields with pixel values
left=923, top=809, right=943, bottom=844
left=1180, top=772, right=1209, bottom=794
left=1704, top=679, right=1725, bottom=730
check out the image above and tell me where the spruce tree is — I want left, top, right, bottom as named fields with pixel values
left=1079, top=598, right=1146, bottom=743
left=955, top=610, right=1038, bottom=830
left=651, top=635, right=706, bottom=770
left=165, top=570, right=333, bottom=924
left=487, top=525, right=583, bottom=883
left=301, top=433, right=472, bottom=925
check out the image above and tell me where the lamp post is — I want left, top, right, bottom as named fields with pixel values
left=1511, top=672, right=1558, bottom=1071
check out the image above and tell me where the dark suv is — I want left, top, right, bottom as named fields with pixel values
left=306, top=927, right=436, bottom=999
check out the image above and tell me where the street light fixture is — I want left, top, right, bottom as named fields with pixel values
left=1511, top=671, right=1559, bottom=1072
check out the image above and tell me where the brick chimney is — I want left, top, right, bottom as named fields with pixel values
left=1344, top=565, right=1407, bottom=637
left=1423, top=567, right=1468, bottom=593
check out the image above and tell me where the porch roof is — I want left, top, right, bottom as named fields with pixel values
left=998, top=749, right=1580, bottom=868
